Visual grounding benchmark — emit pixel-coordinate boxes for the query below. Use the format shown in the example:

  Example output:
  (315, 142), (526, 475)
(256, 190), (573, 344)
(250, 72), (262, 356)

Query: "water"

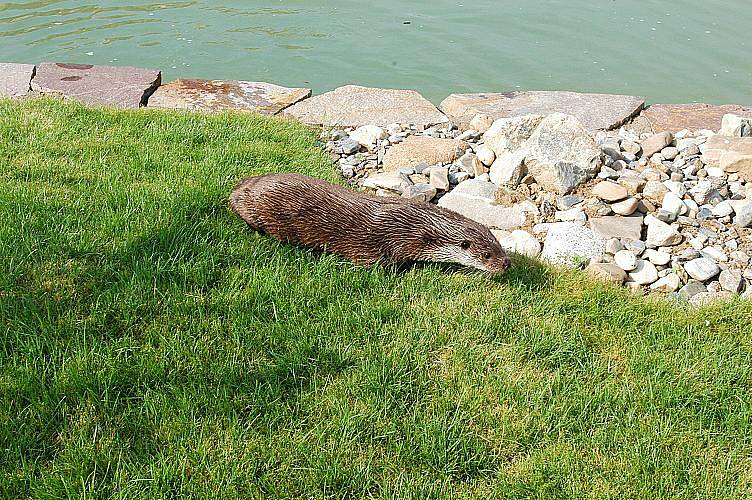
(1, 0), (751, 105)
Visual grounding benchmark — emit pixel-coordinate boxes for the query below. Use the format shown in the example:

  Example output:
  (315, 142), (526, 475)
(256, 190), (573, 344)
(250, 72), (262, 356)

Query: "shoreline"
(2, 60), (752, 304)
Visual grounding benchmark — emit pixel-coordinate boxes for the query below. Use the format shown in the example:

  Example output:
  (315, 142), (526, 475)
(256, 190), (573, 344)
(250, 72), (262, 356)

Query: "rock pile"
(323, 111), (752, 305)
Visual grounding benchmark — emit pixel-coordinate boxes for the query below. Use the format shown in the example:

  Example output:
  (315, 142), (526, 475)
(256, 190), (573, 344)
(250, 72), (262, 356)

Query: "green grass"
(1, 98), (752, 499)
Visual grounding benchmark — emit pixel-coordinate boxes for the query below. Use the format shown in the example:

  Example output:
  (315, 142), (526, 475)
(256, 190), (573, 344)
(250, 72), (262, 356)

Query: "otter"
(229, 173), (511, 274)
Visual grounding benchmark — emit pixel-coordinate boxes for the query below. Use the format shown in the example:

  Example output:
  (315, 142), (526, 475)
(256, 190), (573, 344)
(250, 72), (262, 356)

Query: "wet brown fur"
(229, 173), (511, 274)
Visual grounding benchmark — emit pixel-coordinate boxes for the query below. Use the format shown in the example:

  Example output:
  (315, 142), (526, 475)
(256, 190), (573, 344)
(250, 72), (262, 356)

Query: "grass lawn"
(1, 98), (752, 499)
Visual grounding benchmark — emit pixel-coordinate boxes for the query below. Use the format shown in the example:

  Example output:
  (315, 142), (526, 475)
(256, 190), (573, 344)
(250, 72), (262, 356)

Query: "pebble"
(344, 118), (752, 302)
(684, 258), (721, 281)
(629, 260), (659, 285)
(650, 273), (680, 293)
(611, 197), (639, 216)
(614, 250), (638, 271)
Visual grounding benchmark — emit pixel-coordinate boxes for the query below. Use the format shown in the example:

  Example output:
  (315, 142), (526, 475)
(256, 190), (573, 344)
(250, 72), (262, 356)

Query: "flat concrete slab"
(284, 85), (449, 128)
(642, 103), (752, 133)
(440, 91), (645, 131)
(0, 63), (36, 98)
(147, 79), (310, 114)
(31, 62), (161, 108)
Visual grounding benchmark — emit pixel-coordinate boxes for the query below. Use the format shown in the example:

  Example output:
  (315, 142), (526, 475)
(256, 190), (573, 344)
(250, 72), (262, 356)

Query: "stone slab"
(642, 103), (752, 134)
(147, 79), (310, 114)
(31, 62), (161, 108)
(382, 136), (467, 171)
(590, 215), (644, 241)
(439, 91), (645, 131)
(284, 85), (449, 128)
(0, 63), (36, 98)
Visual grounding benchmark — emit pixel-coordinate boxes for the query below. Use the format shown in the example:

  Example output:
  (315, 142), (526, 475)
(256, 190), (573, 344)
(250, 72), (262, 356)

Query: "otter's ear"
(460, 240), (471, 250)
(420, 228), (439, 245)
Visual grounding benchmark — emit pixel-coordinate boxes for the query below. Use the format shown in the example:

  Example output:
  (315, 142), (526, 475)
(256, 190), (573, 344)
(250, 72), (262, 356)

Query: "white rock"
(611, 197), (639, 216)
(614, 250), (638, 271)
(644, 249), (671, 266)
(349, 125), (387, 148)
(476, 145), (496, 166)
(646, 218), (682, 247)
(720, 114), (752, 137)
(489, 150), (526, 186)
(650, 273), (681, 292)
(719, 269), (744, 293)
(701, 246), (729, 263)
(629, 260), (659, 285)
(495, 229), (542, 258)
(437, 179), (526, 229)
(662, 192), (688, 217)
(482, 114), (544, 155)
(470, 113), (494, 134)
(712, 200), (735, 217)
(663, 180), (687, 197)
(540, 222), (606, 267)
(362, 172), (404, 192)
(524, 114), (604, 194)
(684, 258), (721, 281)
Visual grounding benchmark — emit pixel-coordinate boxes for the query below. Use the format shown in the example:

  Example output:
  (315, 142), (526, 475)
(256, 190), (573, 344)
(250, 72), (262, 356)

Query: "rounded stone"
(629, 260), (659, 285)
(684, 258), (721, 282)
(614, 250), (638, 271)
(592, 181), (629, 202)
(611, 197), (639, 216)
(476, 145), (496, 166)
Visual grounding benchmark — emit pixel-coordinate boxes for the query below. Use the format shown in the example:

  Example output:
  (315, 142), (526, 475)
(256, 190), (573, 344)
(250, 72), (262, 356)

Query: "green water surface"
(1, 0), (750, 104)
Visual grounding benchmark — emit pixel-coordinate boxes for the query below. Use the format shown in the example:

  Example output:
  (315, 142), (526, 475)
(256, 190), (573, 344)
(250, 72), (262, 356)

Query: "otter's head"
(417, 213), (512, 275)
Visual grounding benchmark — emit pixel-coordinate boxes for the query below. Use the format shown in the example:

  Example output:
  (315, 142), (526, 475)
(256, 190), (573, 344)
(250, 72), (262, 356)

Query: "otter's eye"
(460, 240), (471, 250)
(483, 252), (492, 260)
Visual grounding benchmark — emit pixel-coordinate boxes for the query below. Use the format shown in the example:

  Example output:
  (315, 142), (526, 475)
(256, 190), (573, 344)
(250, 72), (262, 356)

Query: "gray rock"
(339, 138), (361, 155)
(439, 90), (644, 132)
(437, 179), (526, 229)
(524, 114), (604, 194)
(0, 62), (35, 97)
(284, 85), (448, 128)
(557, 195), (584, 210)
(678, 281), (707, 300)
(540, 222), (607, 267)
(719, 269), (744, 293)
(31, 62), (161, 108)
(147, 79), (310, 114)
(402, 184), (437, 203)
(684, 258), (721, 281)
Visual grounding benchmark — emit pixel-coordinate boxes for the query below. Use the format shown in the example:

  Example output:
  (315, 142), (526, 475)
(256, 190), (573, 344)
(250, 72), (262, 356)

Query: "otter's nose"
(502, 256), (512, 270)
